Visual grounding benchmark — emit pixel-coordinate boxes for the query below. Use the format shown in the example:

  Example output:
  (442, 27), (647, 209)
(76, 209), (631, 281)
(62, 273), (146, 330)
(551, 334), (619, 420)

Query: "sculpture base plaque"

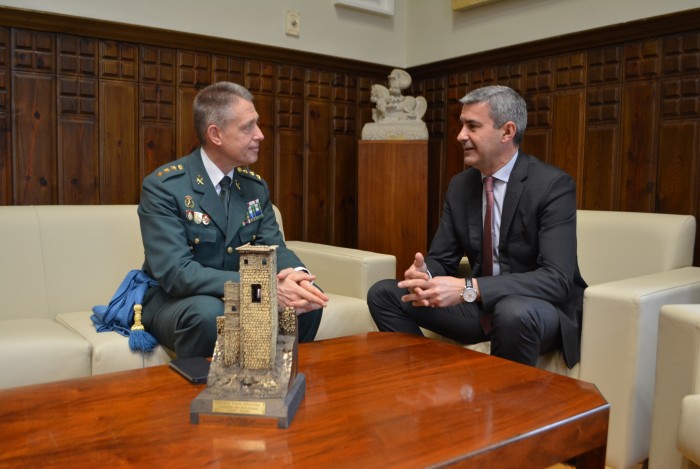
(190, 373), (306, 429)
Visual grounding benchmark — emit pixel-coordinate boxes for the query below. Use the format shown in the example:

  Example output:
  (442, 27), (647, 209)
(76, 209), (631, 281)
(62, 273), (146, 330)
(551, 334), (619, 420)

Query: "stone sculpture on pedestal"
(361, 68), (428, 140)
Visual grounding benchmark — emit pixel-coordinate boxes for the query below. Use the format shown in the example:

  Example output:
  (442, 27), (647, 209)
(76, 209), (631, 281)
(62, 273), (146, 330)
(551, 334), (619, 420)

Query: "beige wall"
(407, 0), (700, 66)
(1, 0), (698, 67)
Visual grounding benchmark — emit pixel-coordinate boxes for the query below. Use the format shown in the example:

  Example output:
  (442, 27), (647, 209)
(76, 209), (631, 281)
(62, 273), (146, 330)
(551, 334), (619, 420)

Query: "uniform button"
(252, 235), (257, 240)
(227, 247), (233, 254)
(194, 237), (200, 244)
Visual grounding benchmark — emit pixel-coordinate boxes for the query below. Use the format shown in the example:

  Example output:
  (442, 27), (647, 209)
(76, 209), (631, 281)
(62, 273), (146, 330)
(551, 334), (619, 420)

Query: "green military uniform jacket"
(138, 149), (303, 299)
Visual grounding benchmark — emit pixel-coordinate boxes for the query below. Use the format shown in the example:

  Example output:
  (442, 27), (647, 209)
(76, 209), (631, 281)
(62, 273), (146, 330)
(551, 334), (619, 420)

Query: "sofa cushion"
(0, 207), (50, 320)
(0, 318), (91, 389)
(57, 311), (172, 375)
(577, 210), (695, 286)
(36, 205), (145, 319)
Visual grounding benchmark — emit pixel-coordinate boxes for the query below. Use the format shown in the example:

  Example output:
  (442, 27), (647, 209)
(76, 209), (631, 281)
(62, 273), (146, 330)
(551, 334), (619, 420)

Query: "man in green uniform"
(138, 81), (328, 359)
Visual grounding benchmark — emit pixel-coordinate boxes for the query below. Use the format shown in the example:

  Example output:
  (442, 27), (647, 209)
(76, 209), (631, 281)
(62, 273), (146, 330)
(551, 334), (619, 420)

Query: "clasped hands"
(398, 253), (467, 308)
(277, 268), (329, 314)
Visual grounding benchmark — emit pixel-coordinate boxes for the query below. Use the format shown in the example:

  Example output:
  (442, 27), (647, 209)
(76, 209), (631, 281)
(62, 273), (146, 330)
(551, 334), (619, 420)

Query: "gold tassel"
(131, 304), (145, 331)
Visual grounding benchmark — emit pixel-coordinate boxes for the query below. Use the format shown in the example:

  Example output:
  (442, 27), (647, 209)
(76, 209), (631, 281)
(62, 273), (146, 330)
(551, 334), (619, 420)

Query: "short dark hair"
(193, 82), (254, 145)
(460, 85), (527, 145)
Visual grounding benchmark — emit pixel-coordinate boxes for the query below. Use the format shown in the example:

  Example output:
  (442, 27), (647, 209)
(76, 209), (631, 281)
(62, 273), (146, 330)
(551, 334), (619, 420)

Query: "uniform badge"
(194, 212), (203, 224)
(196, 175), (204, 186)
(184, 195), (195, 208)
(242, 199), (264, 226)
(186, 210), (194, 221)
(202, 214), (211, 225)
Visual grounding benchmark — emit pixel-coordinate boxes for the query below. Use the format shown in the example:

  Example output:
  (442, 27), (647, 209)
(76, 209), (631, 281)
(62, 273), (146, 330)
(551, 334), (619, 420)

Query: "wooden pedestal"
(358, 140), (428, 278)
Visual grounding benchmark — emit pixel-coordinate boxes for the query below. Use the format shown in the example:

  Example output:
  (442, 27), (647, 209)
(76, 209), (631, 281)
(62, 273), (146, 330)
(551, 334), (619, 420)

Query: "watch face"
(463, 287), (477, 303)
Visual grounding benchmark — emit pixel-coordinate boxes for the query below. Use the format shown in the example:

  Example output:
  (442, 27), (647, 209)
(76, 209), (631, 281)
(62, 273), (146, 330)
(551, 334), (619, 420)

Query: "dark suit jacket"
(138, 149), (303, 299)
(425, 152), (587, 368)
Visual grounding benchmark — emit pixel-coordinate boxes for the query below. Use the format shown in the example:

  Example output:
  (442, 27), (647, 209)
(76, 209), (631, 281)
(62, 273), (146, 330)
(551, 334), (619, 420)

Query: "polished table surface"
(0, 332), (608, 468)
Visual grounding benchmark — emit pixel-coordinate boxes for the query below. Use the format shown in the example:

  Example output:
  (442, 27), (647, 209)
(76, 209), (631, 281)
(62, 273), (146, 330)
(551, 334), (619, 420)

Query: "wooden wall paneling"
(58, 112), (98, 204)
(619, 81), (659, 212)
(551, 90), (585, 193)
(553, 52), (586, 90)
(331, 72), (358, 248)
(656, 121), (699, 214)
(582, 126), (621, 210)
(522, 93), (553, 164)
(13, 29), (57, 205)
(521, 129), (552, 167)
(496, 62), (524, 94)
(581, 47), (622, 210)
(422, 76), (449, 239)
(178, 50), (210, 90)
(251, 93), (276, 196)
(427, 139), (445, 240)
(176, 86), (198, 157)
(212, 55), (244, 86)
(57, 34), (98, 204)
(304, 68), (332, 244)
(245, 60), (274, 95)
(139, 46), (176, 178)
(0, 27), (11, 204)
(357, 76), (375, 134)
(470, 67), (497, 89)
(4, 5), (700, 260)
(551, 52), (586, 194)
(275, 64), (304, 239)
(331, 134), (356, 247)
(176, 49), (210, 161)
(13, 72), (55, 204)
(660, 30), (700, 264)
(246, 60), (276, 194)
(140, 121), (174, 180)
(617, 39), (661, 212)
(99, 79), (137, 203)
(0, 112), (8, 204)
(523, 58), (554, 165)
(658, 30), (700, 217)
(276, 129), (304, 240)
(525, 57), (553, 94)
(99, 40), (138, 204)
(444, 102), (464, 189)
(418, 77), (452, 239)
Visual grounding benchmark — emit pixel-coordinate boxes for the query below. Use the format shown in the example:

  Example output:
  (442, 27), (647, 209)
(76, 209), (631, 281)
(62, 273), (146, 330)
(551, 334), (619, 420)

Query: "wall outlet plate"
(286, 10), (301, 37)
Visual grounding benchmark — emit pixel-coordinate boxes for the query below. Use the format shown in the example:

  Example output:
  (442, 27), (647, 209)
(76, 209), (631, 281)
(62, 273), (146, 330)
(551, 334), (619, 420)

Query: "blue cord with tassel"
(91, 270), (159, 352)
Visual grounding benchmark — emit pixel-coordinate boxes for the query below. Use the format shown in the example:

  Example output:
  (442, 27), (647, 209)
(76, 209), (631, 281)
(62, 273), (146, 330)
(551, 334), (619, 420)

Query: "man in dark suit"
(138, 81), (328, 359)
(367, 85), (586, 367)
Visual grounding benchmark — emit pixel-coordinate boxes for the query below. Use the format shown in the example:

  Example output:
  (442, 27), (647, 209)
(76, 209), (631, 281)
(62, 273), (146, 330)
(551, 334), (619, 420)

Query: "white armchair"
(426, 210), (700, 469)
(649, 304), (700, 469)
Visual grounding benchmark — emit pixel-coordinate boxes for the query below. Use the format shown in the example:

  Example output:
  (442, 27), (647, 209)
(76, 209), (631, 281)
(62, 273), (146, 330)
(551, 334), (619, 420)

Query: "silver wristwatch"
(462, 278), (478, 303)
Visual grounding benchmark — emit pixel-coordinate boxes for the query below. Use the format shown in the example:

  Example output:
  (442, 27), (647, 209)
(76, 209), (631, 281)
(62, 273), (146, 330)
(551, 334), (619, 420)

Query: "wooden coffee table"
(0, 332), (608, 468)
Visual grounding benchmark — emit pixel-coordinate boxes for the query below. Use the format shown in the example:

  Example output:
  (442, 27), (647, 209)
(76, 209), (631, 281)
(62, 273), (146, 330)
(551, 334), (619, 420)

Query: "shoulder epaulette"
(155, 164), (186, 181)
(236, 166), (265, 184)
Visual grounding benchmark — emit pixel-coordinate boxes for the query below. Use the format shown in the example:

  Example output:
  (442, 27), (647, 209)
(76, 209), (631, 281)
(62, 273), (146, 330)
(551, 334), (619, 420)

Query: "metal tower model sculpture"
(190, 244), (305, 428)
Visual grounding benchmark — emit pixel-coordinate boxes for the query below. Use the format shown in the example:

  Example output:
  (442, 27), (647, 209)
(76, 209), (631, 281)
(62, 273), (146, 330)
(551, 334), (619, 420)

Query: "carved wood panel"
(2, 7), (699, 263)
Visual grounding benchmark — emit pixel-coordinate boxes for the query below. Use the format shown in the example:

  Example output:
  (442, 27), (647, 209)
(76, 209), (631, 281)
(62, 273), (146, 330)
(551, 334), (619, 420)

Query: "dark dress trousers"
(138, 149), (322, 358)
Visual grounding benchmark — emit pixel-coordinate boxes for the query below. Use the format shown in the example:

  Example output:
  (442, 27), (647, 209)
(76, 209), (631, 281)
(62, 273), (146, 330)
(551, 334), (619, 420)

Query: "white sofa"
(649, 304), (700, 469)
(427, 210), (700, 469)
(0, 205), (394, 389)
